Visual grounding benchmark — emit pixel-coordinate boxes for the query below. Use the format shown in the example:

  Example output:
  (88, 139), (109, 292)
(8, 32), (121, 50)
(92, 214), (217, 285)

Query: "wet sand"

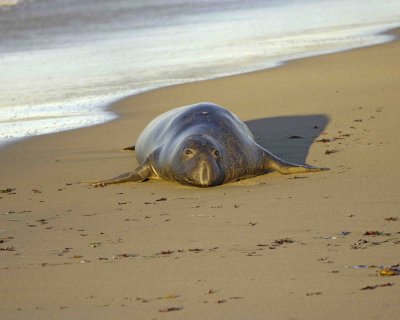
(1, 31), (400, 319)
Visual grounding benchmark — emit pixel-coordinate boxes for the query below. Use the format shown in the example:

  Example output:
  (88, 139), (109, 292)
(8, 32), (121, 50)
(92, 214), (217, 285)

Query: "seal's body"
(94, 103), (327, 187)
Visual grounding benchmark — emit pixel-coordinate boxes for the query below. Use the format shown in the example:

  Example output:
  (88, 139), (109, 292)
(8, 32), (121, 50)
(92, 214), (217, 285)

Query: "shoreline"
(1, 26), (399, 147)
(1, 30), (400, 319)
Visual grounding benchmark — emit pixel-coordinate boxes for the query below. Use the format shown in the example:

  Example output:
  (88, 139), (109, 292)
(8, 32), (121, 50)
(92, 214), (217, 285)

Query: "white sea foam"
(0, 96), (118, 146)
(0, 0), (399, 146)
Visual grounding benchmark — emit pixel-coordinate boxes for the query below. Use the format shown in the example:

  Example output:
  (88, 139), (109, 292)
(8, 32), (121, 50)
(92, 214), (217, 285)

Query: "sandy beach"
(1, 30), (400, 319)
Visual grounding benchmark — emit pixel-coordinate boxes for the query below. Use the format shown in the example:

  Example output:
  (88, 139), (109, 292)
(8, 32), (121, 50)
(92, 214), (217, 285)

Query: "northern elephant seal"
(94, 103), (328, 187)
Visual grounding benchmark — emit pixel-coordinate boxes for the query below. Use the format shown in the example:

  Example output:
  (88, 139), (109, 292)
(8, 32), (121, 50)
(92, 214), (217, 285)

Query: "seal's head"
(171, 135), (225, 187)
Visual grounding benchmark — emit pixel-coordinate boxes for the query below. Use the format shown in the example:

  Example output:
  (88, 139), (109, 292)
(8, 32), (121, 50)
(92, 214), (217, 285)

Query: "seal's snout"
(182, 152), (223, 187)
(189, 158), (220, 187)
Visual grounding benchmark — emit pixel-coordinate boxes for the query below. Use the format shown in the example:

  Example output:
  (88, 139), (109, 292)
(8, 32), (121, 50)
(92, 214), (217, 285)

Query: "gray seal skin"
(94, 102), (328, 187)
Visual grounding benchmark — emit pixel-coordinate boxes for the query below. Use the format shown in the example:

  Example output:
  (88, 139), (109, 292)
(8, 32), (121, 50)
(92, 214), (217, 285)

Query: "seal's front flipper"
(92, 163), (153, 187)
(263, 149), (329, 175)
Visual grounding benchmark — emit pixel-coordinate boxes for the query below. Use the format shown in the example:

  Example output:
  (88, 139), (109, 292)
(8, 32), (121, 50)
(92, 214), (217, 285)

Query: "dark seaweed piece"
(0, 246), (15, 251)
(325, 149), (337, 155)
(363, 231), (389, 236)
(158, 250), (174, 255)
(0, 188), (16, 194)
(113, 253), (137, 259)
(208, 289), (218, 294)
(159, 307), (182, 313)
(273, 238), (294, 245)
(188, 248), (203, 253)
(384, 217), (398, 221)
(360, 283), (394, 290)
(306, 292), (322, 296)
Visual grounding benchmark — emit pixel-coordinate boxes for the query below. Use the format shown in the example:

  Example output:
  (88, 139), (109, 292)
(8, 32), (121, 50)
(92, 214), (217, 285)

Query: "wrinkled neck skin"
(152, 131), (265, 187)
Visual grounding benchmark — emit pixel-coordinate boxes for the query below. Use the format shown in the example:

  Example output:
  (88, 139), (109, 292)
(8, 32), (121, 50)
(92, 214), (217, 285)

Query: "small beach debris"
(36, 218), (48, 225)
(19, 210), (32, 214)
(384, 217), (398, 221)
(339, 231), (351, 236)
(306, 292), (322, 296)
(31, 188), (42, 193)
(90, 242), (102, 248)
(159, 307), (182, 313)
(58, 247), (73, 256)
(379, 268), (400, 276)
(347, 264), (400, 277)
(157, 250), (174, 255)
(350, 239), (369, 249)
(0, 246), (15, 251)
(324, 149), (337, 155)
(249, 222), (257, 226)
(188, 248), (203, 253)
(217, 299), (226, 304)
(289, 176), (308, 179)
(288, 135), (303, 139)
(269, 238), (295, 249)
(0, 188), (16, 194)
(162, 294), (180, 300)
(274, 238), (294, 245)
(156, 197), (167, 202)
(113, 253), (137, 259)
(360, 283), (394, 290)
(363, 230), (391, 236)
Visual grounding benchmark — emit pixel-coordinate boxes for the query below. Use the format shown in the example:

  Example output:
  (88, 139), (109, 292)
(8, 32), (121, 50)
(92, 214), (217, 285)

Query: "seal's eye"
(185, 149), (193, 155)
(213, 150), (220, 157)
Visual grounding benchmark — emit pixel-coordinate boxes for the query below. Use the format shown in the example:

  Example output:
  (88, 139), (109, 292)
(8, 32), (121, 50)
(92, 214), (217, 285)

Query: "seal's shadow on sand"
(245, 114), (329, 164)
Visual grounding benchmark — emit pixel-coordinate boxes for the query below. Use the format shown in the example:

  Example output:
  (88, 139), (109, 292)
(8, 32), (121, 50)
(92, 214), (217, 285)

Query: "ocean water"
(1, 0), (399, 146)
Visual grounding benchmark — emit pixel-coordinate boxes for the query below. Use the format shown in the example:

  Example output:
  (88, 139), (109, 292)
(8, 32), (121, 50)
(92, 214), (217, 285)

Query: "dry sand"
(1, 31), (400, 319)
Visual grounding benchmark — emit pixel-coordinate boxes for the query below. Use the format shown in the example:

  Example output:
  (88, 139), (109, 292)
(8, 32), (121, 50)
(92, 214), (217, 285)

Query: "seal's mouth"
(183, 177), (213, 188)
